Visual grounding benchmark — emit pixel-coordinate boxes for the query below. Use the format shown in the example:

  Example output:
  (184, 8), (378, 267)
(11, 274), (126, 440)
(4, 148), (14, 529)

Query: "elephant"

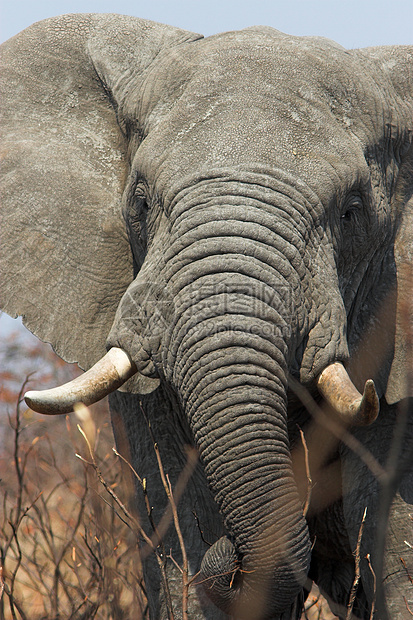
(1, 12), (412, 620)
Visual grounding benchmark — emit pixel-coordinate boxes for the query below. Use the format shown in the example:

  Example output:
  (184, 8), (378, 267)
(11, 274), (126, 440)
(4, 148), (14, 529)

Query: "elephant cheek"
(106, 271), (173, 388)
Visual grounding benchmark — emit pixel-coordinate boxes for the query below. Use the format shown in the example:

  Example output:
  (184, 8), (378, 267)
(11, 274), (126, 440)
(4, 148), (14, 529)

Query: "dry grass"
(0, 329), (146, 619)
(0, 394), (146, 619)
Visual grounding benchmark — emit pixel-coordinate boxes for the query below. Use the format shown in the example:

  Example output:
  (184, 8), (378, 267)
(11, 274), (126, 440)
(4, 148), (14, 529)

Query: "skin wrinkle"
(332, 170), (398, 331)
(251, 495), (306, 536)
(185, 366), (283, 412)
(185, 367), (286, 416)
(170, 195), (298, 234)
(198, 410), (290, 439)
(204, 451), (296, 501)
(221, 505), (306, 567)
(167, 218), (305, 261)
(146, 184), (334, 372)
(164, 274), (288, 352)
(169, 268), (297, 313)
(191, 396), (289, 438)
(166, 238), (301, 273)
(215, 480), (298, 532)
(168, 319), (281, 364)
(166, 253), (297, 288)
(185, 368), (284, 406)
(161, 249), (334, 380)
(211, 470), (293, 505)
(174, 306), (290, 349)
(178, 363), (279, 399)
(167, 320), (288, 370)
(204, 444), (292, 478)
(188, 387), (288, 426)
(202, 430), (291, 459)
(217, 499), (296, 544)
(195, 437), (304, 548)
(173, 196), (312, 246)
(202, 460), (292, 497)
(171, 288), (289, 330)
(169, 207), (307, 257)
(185, 368), (283, 426)
(173, 311), (292, 359)
(174, 338), (288, 396)
(158, 228), (341, 379)
(193, 423), (290, 467)
(217, 486), (295, 532)
(340, 231), (389, 303)
(164, 170), (321, 222)
(163, 266), (304, 346)
(189, 399), (288, 437)
(321, 51), (387, 143)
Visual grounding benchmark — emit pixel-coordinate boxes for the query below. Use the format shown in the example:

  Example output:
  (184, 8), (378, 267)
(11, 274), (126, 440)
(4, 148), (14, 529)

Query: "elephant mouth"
(24, 346), (379, 424)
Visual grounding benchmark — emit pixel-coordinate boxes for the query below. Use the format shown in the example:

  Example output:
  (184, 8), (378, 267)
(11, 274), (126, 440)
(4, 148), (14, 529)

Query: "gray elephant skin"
(1, 13), (412, 620)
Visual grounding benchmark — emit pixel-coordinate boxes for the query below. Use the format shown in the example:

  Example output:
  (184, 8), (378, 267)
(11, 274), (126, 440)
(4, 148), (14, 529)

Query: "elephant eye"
(340, 195), (363, 223)
(341, 209), (354, 222)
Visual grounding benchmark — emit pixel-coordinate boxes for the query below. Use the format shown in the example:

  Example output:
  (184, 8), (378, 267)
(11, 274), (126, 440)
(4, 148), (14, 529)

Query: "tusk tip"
(24, 390), (73, 415)
(24, 390), (40, 410)
(23, 348), (137, 415)
(357, 379), (379, 426)
(316, 362), (379, 426)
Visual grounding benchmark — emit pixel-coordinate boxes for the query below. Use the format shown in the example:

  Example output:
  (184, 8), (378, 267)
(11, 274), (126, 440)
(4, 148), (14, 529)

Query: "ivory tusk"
(24, 347), (137, 415)
(316, 362), (379, 426)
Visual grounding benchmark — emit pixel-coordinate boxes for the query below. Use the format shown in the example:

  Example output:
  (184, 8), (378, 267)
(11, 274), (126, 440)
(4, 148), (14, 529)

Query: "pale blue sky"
(0, 0), (412, 337)
(1, 0), (412, 47)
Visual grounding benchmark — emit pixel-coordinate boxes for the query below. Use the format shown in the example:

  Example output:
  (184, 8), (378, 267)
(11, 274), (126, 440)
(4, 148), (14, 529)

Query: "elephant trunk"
(173, 326), (310, 616)
(149, 187), (328, 614)
(163, 267), (311, 615)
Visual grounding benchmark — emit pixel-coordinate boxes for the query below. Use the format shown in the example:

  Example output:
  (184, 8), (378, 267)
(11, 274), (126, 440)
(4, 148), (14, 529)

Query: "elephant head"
(1, 14), (412, 618)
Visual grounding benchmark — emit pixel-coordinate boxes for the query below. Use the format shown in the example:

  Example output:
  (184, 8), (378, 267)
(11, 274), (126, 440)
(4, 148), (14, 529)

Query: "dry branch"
(346, 507), (367, 620)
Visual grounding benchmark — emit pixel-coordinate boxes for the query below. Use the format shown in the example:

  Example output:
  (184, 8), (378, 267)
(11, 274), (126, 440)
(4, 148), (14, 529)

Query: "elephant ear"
(386, 187), (413, 404)
(0, 14), (201, 370)
(374, 47), (413, 404)
(348, 46), (413, 404)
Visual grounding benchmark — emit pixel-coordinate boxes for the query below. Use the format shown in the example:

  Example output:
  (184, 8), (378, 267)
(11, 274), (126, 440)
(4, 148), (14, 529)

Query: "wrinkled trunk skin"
(108, 185), (344, 617)
(163, 194), (312, 616)
(170, 325), (310, 618)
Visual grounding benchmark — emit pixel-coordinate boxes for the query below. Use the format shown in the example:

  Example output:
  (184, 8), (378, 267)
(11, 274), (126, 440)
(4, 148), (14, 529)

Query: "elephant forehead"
(133, 33), (372, 192)
(133, 92), (366, 206)
(139, 28), (379, 136)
